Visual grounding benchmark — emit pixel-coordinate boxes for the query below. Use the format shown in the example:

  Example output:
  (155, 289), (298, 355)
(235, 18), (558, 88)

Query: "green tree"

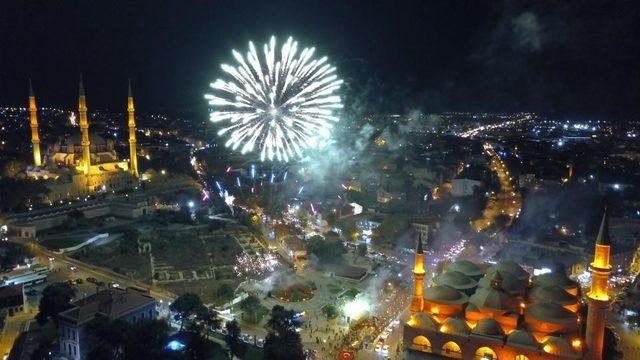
(306, 236), (346, 264)
(196, 305), (220, 339)
(36, 282), (77, 325)
(213, 282), (236, 305)
(123, 319), (172, 360)
(169, 293), (203, 331)
(224, 319), (246, 359)
(321, 305), (340, 319)
(85, 315), (129, 360)
(263, 305), (304, 360)
(239, 295), (264, 324)
(0, 178), (50, 212)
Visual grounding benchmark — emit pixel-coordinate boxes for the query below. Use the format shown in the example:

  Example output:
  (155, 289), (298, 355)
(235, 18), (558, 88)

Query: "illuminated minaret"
(28, 79), (42, 167)
(78, 75), (91, 175)
(585, 208), (612, 360)
(127, 80), (139, 177)
(410, 234), (426, 313)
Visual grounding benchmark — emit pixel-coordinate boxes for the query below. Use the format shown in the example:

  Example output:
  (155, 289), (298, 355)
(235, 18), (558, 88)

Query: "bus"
(2, 266), (50, 287)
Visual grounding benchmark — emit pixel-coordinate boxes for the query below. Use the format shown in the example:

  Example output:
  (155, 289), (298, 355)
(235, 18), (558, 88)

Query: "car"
(69, 266), (77, 272)
(382, 345), (389, 354)
(86, 277), (98, 284)
(48, 257), (55, 261)
(109, 283), (120, 288)
(75, 278), (84, 284)
(374, 343), (382, 352)
(220, 328), (228, 336)
(256, 338), (264, 348)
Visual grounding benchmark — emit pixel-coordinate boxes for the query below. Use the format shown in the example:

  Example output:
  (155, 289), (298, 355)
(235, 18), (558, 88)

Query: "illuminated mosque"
(403, 209), (612, 360)
(26, 76), (139, 201)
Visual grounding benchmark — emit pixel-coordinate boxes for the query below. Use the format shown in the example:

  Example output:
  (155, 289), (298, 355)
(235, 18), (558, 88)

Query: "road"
(472, 143), (521, 232)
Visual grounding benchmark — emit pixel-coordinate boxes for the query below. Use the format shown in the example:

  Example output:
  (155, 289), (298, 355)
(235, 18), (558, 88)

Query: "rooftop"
(59, 287), (154, 325)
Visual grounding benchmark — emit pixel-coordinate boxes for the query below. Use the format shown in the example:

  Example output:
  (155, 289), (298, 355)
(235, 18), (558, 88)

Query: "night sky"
(1, 0), (639, 120)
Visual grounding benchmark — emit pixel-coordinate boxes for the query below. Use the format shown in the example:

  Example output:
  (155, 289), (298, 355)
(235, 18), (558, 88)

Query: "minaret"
(28, 79), (42, 167)
(78, 75), (91, 175)
(585, 208), (612, 360)
(127, 80), (139, 177)
(410, 234), (426, 313)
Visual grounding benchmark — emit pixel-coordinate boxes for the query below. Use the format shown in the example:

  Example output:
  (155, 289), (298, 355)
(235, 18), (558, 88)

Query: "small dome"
(440, 317), (470, 336)
(533, 272), (579, 290)
(486, 260), (530, 281)
(506, 330), (539, 349)
(542, 336), (574, 355)
(445, 260), (484, 278)
(526, 302), (577, 324)
(472, 318), (504, 337)
(424, 285), (468, 304)
(529, 285), (578, 306)
(478, 271), (526, 295)
(408, 312), (438, 331)
(433, 271), (477, 290)
(469, 286), (518, 312)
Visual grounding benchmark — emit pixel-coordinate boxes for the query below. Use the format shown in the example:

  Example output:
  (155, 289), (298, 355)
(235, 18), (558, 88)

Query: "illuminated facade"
(26, 78), (138, 201)
(28, 79), (42, 167)
(127, 80), (139, 177)
(403, 209), (612, 360)
(585, 210), (612, 360)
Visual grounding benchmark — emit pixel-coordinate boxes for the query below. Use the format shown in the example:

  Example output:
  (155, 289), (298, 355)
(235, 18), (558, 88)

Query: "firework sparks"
(234, 252), (280, 278)
(205, 36), (343, 162)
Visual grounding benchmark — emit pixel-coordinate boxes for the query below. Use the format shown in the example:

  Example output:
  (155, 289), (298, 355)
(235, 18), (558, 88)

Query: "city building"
(58, 287), (157, 360)
(403, 210), (612, 360)
(25, 77), (139, 201)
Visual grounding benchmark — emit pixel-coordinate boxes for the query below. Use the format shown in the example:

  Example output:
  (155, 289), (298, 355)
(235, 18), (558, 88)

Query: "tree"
(123, 319), (172, 360)
(36, 282), (77, 325)
(0, 178), (50, 212)
(306, 236), (346, 264)
(183, 322), (214, 360)
(321, 305), (340, 319)
(196, 305), (220, 339)
(86, 316), (172, 360)
(85, 316), (129, 360)
(0, 242), (33, 270)
(239, 295), (264, 324)
(169, 293), (203, 331)
(224, 320), (246, 359)
(263, 305), (304, 360)
(213, 282), (236, 305)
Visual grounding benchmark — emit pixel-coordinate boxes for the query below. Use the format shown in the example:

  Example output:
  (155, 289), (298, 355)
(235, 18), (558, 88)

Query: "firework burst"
(205, 36), (343, 162)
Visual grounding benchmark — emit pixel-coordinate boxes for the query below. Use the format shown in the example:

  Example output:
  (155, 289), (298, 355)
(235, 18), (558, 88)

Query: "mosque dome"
(525, 302), (577, 324)
(506, 330), (539, 349)
(407, 312), (438, 331)
(486, 260), (530, 282)
(533, 272), (579, 291)
(478, 270), (526, 295)
(469, 272), (518, 311)
(444, 260), (484, 278)
(424, 285), (468, 305)
(542, 336), (574, 355)
(440, 317), (470, 336)
(529, 285), (578, 307)
(472, 318), (504, 337)
(433, 271), (477, 291)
